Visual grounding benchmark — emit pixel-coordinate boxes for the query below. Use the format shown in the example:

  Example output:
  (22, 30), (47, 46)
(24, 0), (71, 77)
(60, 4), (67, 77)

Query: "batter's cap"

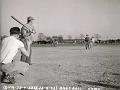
(27, 16), (35, 21)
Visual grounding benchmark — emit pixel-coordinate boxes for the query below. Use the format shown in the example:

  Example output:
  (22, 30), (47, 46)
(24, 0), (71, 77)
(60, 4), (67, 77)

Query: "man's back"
(1, 36), (24, 64)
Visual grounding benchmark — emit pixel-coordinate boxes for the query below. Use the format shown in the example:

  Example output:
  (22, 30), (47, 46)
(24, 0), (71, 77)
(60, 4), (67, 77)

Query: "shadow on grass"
(74, 80), (120, 89)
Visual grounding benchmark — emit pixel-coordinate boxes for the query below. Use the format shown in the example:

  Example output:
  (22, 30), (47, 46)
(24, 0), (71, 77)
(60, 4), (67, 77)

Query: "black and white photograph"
(0, 0), (120, 90)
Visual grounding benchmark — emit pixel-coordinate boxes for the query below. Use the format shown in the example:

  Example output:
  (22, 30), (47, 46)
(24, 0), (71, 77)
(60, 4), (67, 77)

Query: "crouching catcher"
(0, 27), (31, 84)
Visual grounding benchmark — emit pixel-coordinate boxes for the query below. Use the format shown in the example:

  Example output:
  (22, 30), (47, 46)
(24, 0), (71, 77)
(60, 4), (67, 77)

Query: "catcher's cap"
(27, 16), (35, 21)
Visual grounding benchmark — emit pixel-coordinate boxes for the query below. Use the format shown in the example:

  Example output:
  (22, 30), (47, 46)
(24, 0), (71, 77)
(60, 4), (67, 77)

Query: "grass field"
(1, 45), (120, 90)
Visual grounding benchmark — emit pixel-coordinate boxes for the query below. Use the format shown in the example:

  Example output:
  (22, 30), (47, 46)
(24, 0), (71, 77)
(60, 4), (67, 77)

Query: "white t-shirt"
(0, 36), (24, 64)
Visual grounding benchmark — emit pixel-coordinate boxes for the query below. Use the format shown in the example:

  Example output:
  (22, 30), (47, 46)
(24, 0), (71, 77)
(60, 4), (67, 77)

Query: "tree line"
(1, 33), (120, 45)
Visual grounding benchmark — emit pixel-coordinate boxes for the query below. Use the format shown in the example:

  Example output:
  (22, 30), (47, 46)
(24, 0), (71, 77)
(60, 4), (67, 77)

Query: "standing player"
(90, 36), (95, 48)
(84, 34), (91, 50)
(0, 27), (31, 84)
(20, 16), (36, 65)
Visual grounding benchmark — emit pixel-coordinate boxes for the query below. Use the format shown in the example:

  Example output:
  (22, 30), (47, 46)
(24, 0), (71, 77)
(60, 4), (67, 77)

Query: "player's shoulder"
(3, 36), (14, 41)
(13, 37), (23, 44)
(16, 39), (24, 48)
(17, 39), (24, 44)
(26, 23), (34, 28)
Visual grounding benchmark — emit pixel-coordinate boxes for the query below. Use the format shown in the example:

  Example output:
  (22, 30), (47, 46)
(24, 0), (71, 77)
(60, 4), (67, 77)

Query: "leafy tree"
(68, 35), (72, 40)
(93, 34), (101, 40)
(79, 33), (85, 39)
(38, 33), (47, 41)
(58, 35), (64, 43)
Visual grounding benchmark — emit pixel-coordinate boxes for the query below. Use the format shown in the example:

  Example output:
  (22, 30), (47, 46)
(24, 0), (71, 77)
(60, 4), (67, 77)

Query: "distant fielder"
(84, 34), (91, 50)
(90, 36), (96, 48)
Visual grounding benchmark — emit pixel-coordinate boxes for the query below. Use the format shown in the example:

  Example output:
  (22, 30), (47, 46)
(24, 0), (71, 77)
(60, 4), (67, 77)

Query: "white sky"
(1, 0), (120, 39)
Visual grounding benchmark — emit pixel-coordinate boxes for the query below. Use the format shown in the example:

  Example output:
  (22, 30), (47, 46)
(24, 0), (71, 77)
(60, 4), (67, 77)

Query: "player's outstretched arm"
(20, 47), (29, 57)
